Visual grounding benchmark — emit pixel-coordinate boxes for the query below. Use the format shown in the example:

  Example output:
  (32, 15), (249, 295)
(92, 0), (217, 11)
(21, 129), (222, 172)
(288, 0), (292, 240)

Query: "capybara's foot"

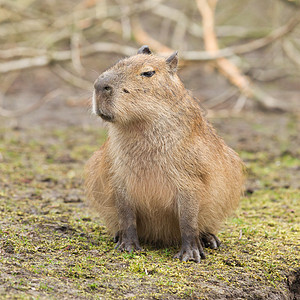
(114, 226), (141, 252)
(174, 236), (206, 263)
(200, 233), (221, 249)
(113, 231), (120, 243)
(115, 239), (141, 252)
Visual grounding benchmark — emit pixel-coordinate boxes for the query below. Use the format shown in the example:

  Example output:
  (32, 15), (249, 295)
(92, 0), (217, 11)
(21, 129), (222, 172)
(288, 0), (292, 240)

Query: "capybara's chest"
(115, 155), (176, 210)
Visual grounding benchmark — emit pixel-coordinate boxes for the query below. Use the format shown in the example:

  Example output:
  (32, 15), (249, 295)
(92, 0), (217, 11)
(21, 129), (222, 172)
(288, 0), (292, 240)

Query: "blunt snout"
(94, 76), (114, 96)
(93, 74), (115, 122)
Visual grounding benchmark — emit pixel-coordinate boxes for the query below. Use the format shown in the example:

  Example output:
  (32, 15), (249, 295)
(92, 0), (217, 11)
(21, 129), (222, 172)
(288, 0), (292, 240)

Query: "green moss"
(0, 126), (299, 299)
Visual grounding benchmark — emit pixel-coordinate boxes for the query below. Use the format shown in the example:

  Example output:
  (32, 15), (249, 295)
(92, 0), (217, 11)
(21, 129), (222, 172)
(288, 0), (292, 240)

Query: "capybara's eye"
(141, 71), (155, 77)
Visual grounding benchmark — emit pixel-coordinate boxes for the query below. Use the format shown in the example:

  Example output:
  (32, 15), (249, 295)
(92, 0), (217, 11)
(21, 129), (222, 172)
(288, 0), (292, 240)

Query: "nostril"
(103, 85), (112, 92)
(94, 77), (114, 94)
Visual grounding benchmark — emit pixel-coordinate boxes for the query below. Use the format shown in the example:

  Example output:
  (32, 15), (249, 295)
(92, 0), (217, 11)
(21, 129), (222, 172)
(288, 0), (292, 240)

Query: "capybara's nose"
(94, 79), (113, 95)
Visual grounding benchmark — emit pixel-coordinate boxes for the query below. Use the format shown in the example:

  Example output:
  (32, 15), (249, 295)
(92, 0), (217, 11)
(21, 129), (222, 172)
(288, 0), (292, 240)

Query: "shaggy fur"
(85, 48), (245, 252)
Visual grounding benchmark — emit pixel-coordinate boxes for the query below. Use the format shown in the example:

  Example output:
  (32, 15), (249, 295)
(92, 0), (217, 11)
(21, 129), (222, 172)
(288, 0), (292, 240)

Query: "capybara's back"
(85, 46), (245, 262)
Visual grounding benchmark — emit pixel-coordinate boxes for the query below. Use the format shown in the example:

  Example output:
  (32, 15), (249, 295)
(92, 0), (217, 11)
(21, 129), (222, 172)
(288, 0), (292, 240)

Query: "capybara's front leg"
(174, 194), (206, 263)
(114, 194), (141, 252)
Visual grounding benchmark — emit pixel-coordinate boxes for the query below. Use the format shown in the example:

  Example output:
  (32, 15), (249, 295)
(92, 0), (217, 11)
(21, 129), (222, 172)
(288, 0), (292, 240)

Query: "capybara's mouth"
(99, 112), (114, 122)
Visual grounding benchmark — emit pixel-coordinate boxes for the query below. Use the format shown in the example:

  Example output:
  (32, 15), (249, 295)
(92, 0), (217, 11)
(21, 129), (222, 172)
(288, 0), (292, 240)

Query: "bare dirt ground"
(0, 63), (299, 299)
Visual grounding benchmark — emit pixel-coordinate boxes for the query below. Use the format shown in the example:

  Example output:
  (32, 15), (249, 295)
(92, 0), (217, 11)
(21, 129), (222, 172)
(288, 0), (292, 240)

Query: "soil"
(0, 63), (299, 299)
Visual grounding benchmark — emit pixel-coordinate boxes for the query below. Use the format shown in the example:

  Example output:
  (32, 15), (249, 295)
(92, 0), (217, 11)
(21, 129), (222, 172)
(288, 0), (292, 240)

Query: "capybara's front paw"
(174, 237), (206, 263)
(114, 229), (141, 252)
(115, 239), (141, 252)
(200, 233), (221, 249)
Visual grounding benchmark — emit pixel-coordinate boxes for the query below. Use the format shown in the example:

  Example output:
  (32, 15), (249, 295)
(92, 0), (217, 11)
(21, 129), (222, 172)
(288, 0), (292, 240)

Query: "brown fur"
(85, 47), (245, 259)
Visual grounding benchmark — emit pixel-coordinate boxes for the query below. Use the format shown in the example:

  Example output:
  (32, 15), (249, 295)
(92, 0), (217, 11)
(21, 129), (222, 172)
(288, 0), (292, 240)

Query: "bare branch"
(203, 88), (239, 108)
(0, 47), (47, 59)
(182, 13), (300, 60)
(131, 16), (172, 53)
(153, 4), (271, 39)
(0, 43), (137, 74)
(195, 0), (284, 110)
(282, 39), (300, 68)
(116, 0), (132, 40)
(0, 72), (20, 94)
(229, 14), (300, 54)
(0, 89), (61, 118)
(52, 65), (92, 90)
(233, 94), (247, 113)
(171, 10), (188, 50)
(1, 12), (299, 74)
(51, 0), (165, 31)
(0, 56), (51, 74)
(152, 4), (203, 39)
(71, 32), (84, 74)
(0, 19), (47, 38)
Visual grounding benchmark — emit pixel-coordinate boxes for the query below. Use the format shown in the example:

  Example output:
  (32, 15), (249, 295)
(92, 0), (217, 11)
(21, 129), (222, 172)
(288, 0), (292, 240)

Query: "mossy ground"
(0, 113), (299, 299)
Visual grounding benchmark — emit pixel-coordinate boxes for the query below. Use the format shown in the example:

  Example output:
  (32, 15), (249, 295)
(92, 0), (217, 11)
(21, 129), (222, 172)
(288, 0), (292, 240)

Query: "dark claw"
(113, 231), (120, 243)
(201, 233), (221, 249)
(174, 236), (205, 263)
(115, 241), (141, 252)
(114, 228), (141, 252)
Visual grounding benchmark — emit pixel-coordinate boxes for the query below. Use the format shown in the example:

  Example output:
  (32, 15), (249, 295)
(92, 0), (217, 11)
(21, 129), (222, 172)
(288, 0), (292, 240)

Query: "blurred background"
(0, 1), (300, 298)
(0, 0), (299, 127)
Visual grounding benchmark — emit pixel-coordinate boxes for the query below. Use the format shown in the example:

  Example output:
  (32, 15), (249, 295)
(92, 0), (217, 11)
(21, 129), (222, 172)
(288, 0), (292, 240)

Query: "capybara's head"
(93, 46), (184, 124)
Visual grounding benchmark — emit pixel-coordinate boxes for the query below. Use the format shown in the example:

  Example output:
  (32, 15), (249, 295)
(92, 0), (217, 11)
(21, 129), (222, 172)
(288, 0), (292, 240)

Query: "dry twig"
(1, 14), (299, 73)
(0, 43), (137, 74)
(203, 88), (239, 108)
(52, 65), (92, 90)
(131, 16), (172, 53)
(282, 39), (300, 68)
(1, 0), (299, 116)
(0, 89), (61, 118)
(182, 13), (300, 60)
(195, 0), (284, 110)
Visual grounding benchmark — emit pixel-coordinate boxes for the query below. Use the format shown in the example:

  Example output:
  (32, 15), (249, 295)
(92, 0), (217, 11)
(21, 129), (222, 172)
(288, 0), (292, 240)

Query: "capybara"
(85, 45), (245, 262)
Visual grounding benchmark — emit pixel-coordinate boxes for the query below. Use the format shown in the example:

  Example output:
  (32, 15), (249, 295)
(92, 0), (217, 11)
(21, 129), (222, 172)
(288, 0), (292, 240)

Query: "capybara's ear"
(137, 45), (152, 55)
(166, 51), (178, 73)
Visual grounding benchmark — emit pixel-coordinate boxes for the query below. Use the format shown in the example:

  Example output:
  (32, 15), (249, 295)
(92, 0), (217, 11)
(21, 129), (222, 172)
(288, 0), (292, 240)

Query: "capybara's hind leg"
(200, 233), (221, 249)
